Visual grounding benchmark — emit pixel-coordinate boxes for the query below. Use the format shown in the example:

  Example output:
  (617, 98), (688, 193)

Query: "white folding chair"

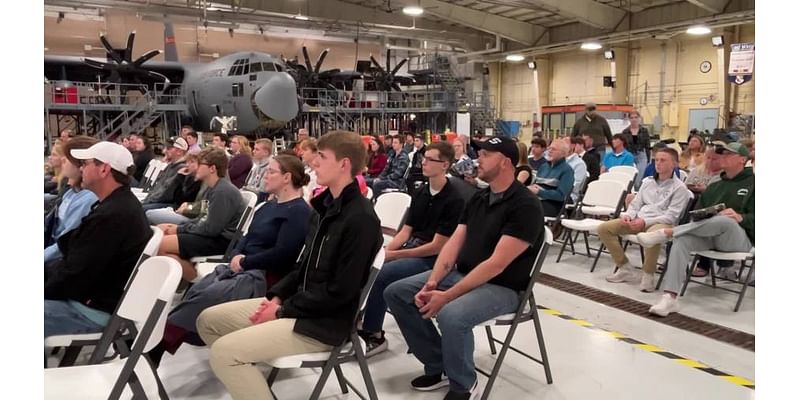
(46, 227), (164, 367)
(265, 248), (386, 400)
(365, 186), (374, 201)
(608, 165), (638, 180)
(44, 256), (182, 400)
(556, 180), (627, 263)
(681, 248), (755, 312)
(131, 160), (158, 194)
(477, 227), (554, 399)
(374, 191), (412, 241)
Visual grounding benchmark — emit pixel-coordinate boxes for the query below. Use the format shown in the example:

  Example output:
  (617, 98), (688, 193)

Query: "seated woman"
(157, 148), (245, 281)
(149, 155), (312, 365)
(44, 136), (100, 265)
(145, 152), (205, 225)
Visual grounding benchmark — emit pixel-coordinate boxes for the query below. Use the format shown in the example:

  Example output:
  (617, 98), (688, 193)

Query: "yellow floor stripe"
(538, 305), (754, 390)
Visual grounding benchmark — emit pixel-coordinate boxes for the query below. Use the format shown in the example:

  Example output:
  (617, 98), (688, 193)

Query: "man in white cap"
(45, 141), (152, 339)
(142, 137), (189, 211)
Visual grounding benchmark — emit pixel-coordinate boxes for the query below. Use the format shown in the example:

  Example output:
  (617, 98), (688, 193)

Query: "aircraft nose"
(254, 72), (299, 122)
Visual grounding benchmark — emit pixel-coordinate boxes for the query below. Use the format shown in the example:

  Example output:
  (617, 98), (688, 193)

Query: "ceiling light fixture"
(580, 41), (602, 50)
(686, 25), (711, 35)
(402, 6), (424, 16)
(505, 54), (525, 62)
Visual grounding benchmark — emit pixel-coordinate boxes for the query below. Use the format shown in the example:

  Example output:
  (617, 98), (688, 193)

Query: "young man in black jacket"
(45, 142), (152, 338)
(142, 137), (188, 211)
(197, 131), (382, 400)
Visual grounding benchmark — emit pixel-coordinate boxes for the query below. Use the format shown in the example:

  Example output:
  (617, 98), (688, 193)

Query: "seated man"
(527, 137), (547, 171)
(406, 135), (427, 189)
(359, 142), (465, 356)
(141, 137), (188, 211)
(369, 135), (410, 194)
(685, 146), (722, 194)
(601, 133), (636, 172)
(385, 136), (544, 399)
(145, 152), (205, 225)
(196, 131), (382, 400)
(157, 148), (245, 282)
(528, 138), (575, 217)
(597, 147), (691, 292)
(638, 141), (754, 316)
(242, 138), (273, 202)
(45, 142), (152, 338)
(566, 137), (588, 202)
(578, 133), (602, 184)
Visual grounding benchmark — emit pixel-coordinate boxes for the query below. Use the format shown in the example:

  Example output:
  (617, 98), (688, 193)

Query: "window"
(250, 62), (262, 73)
(232, 83), (244, 97)
(262, 62), (276, 72)
(241, 59), (250, 75)
(275, 64), (283, 72)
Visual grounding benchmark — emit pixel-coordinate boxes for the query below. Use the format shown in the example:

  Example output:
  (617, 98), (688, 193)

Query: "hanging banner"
(728, 43), (754, 85)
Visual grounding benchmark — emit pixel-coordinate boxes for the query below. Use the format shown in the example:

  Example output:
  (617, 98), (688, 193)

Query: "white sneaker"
(606, 266), (638, 283)
(637, 230), (669, 248)
(649, 294), (680, 317)
(639, 273), (656, 292)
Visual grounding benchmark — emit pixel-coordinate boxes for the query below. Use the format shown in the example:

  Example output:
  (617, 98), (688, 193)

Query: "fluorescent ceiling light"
(580, 42), (602, 50)
(686, 25), (711, 35)
(402, 6), (424, 16)
(505, 54), (525, 62)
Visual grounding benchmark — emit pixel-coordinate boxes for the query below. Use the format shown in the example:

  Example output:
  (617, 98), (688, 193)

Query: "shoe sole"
(412, 379), (450, 392)
(365, 342), (388, 358)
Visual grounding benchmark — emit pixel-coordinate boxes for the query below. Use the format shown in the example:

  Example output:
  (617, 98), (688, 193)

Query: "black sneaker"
(443, 380), (480, 400)
(364, 334), (388, 358)
(411, 373), (449, 391)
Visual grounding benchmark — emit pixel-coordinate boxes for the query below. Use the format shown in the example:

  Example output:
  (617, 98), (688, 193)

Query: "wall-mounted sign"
(728, 43), (754, 85)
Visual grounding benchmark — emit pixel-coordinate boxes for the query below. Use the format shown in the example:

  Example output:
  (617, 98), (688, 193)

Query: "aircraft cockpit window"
(262, 63), (276, 72)
(250, 62), (262, 73)
(242, 60), (250, 75)
(275, 64), (283, 72)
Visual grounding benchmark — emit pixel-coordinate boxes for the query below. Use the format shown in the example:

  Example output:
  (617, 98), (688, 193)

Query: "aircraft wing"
(44, 55), (186, 85)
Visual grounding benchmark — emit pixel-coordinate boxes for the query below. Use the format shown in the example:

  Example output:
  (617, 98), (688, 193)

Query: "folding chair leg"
(480, 321), (520, 400)
(530, 297), (553, 385)
(334, 365), (349, 394)
(734, 262), (755, 312)
(590, 243), (605, 272)
(582, 232), (591, 257)
(352, 333), (380, 400)
(58, 345), (82, 367)
(639, 245), (645, 265)
(710, 261), (717, 288)
(679, 255), (700, 296)
(308, 356), (338, 400)
(485, 326), (497, 355)
(556, 229), (572, 263)
(656, 264), (667, 290)
(267, 367), (280, 386)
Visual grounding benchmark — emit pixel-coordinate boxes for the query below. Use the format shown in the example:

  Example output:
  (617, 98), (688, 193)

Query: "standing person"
(44, 136), (100, 264)
(528, 137), (548, 172)
(601, 134), (636, 172)
(515, 141), (533, 186)
(621, 110), (651, 186)
(228, 135), (254, 188)
(384, 135), (544, 399)
(571, 102), (613, 157)
(196, 131), (381, 400)
(679, 134), (706, 173)
(45, 142), (152, 338)
(131, 136), (155, 184)
(157, 148), (245, 282)
(366, 136), (388, 178)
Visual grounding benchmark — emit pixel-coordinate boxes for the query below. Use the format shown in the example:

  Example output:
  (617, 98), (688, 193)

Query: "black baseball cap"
(473, 136), (519, 165)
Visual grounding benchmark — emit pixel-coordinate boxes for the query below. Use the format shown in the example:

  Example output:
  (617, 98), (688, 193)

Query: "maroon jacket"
(367, 153), (388, 177)
(228, 153), (253, 188)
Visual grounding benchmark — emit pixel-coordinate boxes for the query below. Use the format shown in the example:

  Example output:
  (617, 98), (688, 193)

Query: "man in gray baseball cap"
(142, 137), (190, 210)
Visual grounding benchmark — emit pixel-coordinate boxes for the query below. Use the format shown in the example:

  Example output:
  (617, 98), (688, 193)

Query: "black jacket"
(582, 147), (602, 184)
(266, 181), (382, 346)
(621, 126), (651, 157)
(143, 159), (186, 205)
(45, 186), (152, 314)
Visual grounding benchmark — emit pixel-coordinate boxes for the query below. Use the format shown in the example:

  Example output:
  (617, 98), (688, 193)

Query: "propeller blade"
(386, 48), (392, 71)
(99, 34), (123, 64)
(125, 31), (136, 62)
(370, 55), (385, 73)
(145, 70), (171, 90)
(134, 49), (162, 67)
(314, 49), (329, 73)
(302, 47), (313, 72)
(84, 58), (116, 71)
(391, 58), (408, 76)
(392, 83), (402, 92)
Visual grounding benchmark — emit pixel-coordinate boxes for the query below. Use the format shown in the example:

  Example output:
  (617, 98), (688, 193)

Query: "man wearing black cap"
(385, 135), (545, 399)
(572, 102), (613, 157)
(142, 137), (189, 211)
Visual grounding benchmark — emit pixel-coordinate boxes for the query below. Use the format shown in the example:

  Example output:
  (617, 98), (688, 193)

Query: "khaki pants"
(197, 298), (332, 400)
(596, 219), (672, 274)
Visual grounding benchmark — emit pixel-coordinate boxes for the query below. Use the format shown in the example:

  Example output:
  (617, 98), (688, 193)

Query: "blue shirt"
(44, 188), (98, 264)
(602, 149), (636, 170)
(534, 158), (575, 203)
(528, 156), (547, 171)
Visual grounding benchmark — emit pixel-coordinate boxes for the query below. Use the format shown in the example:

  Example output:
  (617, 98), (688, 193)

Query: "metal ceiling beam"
(418, 0), (545, 45)
(686, 0), (729, 13)
(525, 0), (627, 30)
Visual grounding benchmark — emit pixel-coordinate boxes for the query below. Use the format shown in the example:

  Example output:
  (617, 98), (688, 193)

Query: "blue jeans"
(44, 300), (105, 338)
(633, 150), (648, 189)
(372, 179), (403, 195)
(146, 208), (191, 225)
(362, 257), (436, 334)
(384, 270), (520, 393)
(142, 202), (174, 212)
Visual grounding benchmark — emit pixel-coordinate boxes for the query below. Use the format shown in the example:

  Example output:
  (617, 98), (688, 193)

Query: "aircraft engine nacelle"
(252, 72), (299, 128)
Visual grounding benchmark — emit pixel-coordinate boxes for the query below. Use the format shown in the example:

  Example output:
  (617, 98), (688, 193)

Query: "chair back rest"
(609, 165), (638, 178)
(220, 191), (259, 260)
(528, 226), (553, 278)
(357, 248), (386, 313)
(366, 187), (374, 201)
(677, 189), (697, 225)
(123, 226), (164, 291)
(141, 159), (158, 184)
(374, 192), (412, 232)
(580, 180), (627, 209)
(115, 256), (182, 352)
(599, 171), (633, 186)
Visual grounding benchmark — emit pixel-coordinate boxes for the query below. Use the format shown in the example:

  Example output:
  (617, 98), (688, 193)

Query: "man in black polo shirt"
(359, 142), (465, 357)
(45, 142), (152, 338)
(385, 136), (544, 400)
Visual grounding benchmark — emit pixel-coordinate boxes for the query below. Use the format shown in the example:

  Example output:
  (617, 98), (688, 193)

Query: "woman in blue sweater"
(150, 154), (312, 364)
(44, 136), (99, 264)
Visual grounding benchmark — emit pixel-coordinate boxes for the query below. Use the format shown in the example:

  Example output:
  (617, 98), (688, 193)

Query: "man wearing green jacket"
(636, 141), (754, 317)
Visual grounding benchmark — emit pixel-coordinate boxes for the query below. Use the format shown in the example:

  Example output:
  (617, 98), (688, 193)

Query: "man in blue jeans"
(384, 136), (545, 400)
(360, 141), (465, 357)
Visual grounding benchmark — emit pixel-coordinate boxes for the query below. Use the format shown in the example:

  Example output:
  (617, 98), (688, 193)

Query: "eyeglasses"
(422, 156), (445, 164)
(714, 146), (732, 155)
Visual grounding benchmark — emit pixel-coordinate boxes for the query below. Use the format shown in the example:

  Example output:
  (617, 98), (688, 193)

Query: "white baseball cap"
(71, 141), (134, 174)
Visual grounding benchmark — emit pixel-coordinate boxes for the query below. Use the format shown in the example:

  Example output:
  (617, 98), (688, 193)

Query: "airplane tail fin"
(164, 21), (178, 62)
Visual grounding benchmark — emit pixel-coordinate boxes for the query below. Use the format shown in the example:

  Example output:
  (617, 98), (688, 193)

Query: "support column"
(610, 47), (629, 105)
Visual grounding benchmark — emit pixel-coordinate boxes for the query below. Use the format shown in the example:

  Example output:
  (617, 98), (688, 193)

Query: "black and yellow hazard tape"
(536, 305), (755, 390)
